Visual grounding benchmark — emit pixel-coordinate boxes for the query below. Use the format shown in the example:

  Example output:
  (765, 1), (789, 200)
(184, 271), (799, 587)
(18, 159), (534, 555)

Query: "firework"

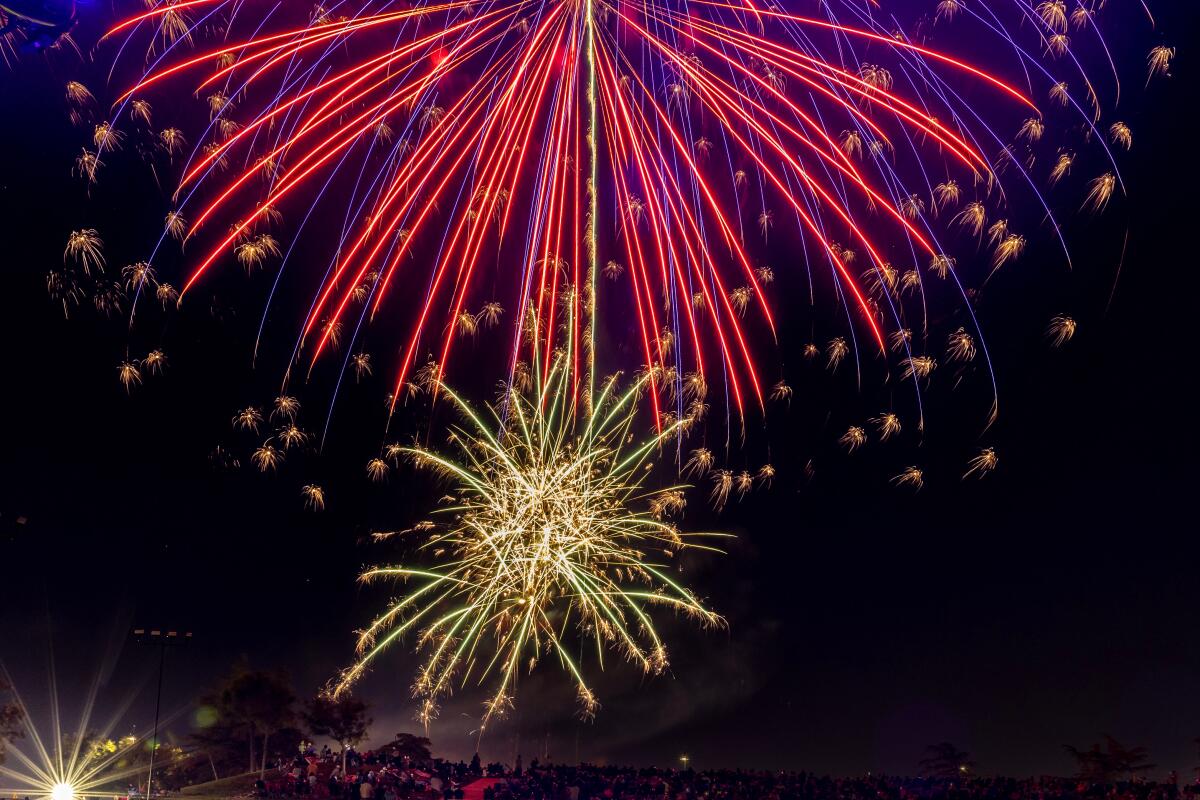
(839, 425), (867, 453)
(252, 443), (284, 471)
(756, 464), (775, 487)
(271, 395), (300, 422)
(352, 352), (373, 381)
(143, 349), (168, 375)
(891, 466), (924, 490)
(1109, 122), (1133, 150)
(121, 262), (157, 293)
(331, 363), (725, 725)
(902, 356), (937, 381)
(278, 424), (309, 450)
(889, 329), (913, 354)
(946, 328), (977, 362)
(964, 447), (998, 479)
(869, 413), (902, 442)
(302, 483), (326, 510)
(366, 457), (390, 482)
(45, 271), (83, 319)
(1147, 45), (1174, 83)
(117, 360), (142, 392)
(684, 447), (714, 477)
(232, 406), (263, 432)
(1046, 315), (1077, 347)
(98, 0), (1146, 424)
(63, 230), (104, 276)
(826, 338), (849, 372)
(155, 283), (179, 307)
(65, 81), (94, 105)
(1083, 173), (1118, 213)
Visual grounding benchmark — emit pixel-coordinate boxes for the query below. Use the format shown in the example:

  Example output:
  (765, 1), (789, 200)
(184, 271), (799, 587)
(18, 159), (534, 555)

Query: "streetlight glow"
(50, 781), (75, 800)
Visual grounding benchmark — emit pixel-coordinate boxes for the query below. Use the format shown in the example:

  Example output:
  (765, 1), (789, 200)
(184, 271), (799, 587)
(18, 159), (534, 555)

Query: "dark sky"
(2, 0), (1199, 781)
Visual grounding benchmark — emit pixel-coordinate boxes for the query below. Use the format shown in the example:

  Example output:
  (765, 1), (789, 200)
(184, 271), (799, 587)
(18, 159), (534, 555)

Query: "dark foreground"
(255, 751), (1196, 800)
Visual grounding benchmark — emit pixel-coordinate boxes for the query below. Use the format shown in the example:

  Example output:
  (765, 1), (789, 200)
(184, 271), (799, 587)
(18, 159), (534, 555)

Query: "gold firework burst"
(1046, 315), (1077, 347)
(826, 337), (848, 372)
(302, 484), (326, 511)
(143, 350), (167, 375)
(331, 365), (726, 728)
(1147, 45), (1174, 83)
(964, 447), (998, 479)
(366, 457), (390, 482)
(839, 425), (867, 453)
(946, 328), (977, 362)
(869, 413), (902, 442)
(902, 356), (936, 380)
(1082, 172), (1117, 213)
(891, 466), (924, 490)
(117, 361), (141, 393)
(64, 230), (105, 276)
(272, 395), (300, 422)
(1109, 122), (1132, 150)
(232, 406), (263, 433)
(252, 444), (284, 472)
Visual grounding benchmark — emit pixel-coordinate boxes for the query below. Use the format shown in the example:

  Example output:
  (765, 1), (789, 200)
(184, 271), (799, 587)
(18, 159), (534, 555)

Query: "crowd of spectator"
(257, 742), (469, 800)
(483, 765), (1197, 800)
(254, 750), (1198, 800)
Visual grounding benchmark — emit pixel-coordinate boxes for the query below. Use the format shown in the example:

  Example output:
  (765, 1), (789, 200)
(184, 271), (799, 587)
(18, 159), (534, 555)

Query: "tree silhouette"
(1063, 735), (1155, 781)
(380, 733), (432, 767)
(303, 694), (371, 773)
(918, 743), (976, 778)
(0, 676), (23, 766)
(195, 667), (297, 779)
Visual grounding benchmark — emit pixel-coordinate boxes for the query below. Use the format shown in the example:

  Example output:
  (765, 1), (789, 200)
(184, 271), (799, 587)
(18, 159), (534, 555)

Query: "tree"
(1064, 735), (1155, 781)
(190, 708), (252, 780)
(380, 733), (432, 767)
(0, 676), (24, 765)
(194, 667), (297, 779)
(303, 694), (371, 773)
(918, 742), (976, 778)
(226, 670), (297, 779)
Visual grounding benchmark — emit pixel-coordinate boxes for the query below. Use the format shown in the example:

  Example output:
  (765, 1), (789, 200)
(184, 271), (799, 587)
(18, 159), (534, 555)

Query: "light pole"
(133, 628), (192, 798)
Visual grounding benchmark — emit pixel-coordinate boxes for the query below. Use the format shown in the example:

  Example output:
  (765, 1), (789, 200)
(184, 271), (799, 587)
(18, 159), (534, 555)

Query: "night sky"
(2, 0), (1199, 780)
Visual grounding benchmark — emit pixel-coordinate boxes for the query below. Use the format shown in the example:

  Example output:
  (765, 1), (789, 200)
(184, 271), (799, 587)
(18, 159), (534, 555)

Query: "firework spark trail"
(103, 0), (1142, 432)
(330, 361), (727, 726)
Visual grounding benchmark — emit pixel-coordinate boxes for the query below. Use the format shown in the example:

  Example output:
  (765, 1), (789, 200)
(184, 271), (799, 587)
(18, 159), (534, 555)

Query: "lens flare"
(0, 666), (160, 800)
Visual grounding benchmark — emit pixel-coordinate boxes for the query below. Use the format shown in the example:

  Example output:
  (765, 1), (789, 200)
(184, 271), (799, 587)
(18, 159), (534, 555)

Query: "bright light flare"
(0, 665), (160, 800)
